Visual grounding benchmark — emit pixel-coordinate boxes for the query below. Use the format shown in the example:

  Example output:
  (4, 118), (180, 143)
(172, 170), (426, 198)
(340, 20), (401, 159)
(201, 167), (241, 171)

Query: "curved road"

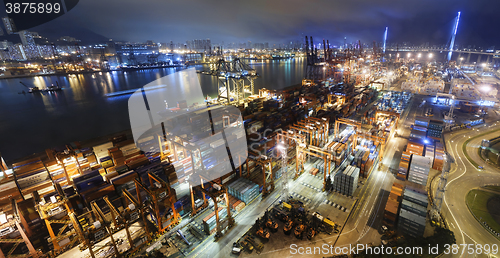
(438, 121), (500, 258)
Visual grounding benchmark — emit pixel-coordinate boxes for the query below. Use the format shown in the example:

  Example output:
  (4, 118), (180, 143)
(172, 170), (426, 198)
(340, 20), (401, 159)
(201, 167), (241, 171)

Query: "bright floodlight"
(428, 53), (433, 58)
(418, 53), (422, 58)
(482, 63), (487, 67)
(407, 53), (411, 57)
(480, 85), (491, 93)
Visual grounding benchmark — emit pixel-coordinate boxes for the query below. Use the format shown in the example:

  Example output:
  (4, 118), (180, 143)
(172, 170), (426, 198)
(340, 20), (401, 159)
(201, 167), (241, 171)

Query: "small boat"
(44, 84), (62, 92)
(28, 87), (41, 93)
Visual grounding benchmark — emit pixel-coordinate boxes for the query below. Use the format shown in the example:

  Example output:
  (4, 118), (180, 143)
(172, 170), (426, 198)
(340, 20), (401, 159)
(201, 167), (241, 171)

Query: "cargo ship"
(120, 62), (184, 71)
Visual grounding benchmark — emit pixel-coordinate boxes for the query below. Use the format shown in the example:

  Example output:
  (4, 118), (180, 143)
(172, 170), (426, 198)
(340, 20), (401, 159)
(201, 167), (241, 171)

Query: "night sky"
(4, 0), (500, 47)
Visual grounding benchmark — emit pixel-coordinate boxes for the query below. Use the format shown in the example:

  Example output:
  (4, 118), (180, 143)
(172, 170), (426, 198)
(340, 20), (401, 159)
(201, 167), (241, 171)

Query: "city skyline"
(0, 0), (499, 48)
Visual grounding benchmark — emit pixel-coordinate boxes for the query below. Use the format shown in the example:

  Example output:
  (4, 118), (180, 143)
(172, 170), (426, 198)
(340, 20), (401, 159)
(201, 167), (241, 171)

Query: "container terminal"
(0, 32), (498, 258)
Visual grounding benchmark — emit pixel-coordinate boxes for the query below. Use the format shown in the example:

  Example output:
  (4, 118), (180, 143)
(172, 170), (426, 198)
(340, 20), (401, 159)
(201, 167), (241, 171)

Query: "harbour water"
(0, 58), (306, 161)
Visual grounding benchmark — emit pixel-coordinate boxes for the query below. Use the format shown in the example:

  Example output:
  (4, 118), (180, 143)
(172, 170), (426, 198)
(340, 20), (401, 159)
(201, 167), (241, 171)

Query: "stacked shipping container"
(433, 142), (445, 171)
(397, 152), (411, 181)
(333, 165), (359, 196)
(407, 155), (431, 186)
(398, 187), (428, 238)
(227, 178), (259, 204)
(383, 182), (404, 227)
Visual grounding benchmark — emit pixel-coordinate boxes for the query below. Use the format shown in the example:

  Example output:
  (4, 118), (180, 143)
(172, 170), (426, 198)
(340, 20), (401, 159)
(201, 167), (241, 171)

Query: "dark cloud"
(26, 0), (500, 47)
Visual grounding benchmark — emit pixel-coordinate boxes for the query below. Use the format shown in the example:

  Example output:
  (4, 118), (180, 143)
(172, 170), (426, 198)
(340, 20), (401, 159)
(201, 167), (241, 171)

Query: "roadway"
(436, 120), (500, 258)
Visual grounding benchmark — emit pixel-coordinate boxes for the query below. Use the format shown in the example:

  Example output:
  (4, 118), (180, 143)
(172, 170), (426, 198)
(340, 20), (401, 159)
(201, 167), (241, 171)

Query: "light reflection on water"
(0, 58), (305, 161)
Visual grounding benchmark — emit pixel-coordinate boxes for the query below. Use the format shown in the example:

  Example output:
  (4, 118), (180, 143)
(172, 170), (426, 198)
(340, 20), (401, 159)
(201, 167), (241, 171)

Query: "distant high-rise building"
(2, 17), (16, 34)
(15, 43), (27, 60)
(0, 40), (8, 50)
(107, 40), (117, 55)
(58, 36), (79, 42)
(19, 31), (35, 46)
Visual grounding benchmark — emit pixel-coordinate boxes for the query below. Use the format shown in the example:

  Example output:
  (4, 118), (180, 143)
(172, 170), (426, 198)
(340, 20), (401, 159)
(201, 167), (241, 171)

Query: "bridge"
(385, 47), (500, 57)
(384, 12), (500, 62)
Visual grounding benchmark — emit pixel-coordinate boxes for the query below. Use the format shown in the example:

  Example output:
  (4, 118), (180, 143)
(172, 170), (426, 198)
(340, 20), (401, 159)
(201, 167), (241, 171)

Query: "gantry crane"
(290, 124), (317, 147)
(255, 155), (274, 196)
(70, 186), (150, 258)
(192, 176), (234, 240)
(89, 201), (120, 257)
(190, 182), (208, 217)
(304, 145), (334, 190)
(334, 118), (362, 140)
(296, 120), (325, 146)
(0, 199), (40, 258)
(34, 184), (78, 255)
(304, 36), (323, 81)
(69, 209), (113, 258)
(202, 57), (258, 105)
(103, 196), (135, 254)
(134, 173), (180, 234)
(122, 187), (152, 246)
(353, 133), (386, 161)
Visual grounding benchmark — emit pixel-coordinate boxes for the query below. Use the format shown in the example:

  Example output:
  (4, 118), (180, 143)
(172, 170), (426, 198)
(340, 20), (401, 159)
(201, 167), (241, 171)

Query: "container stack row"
(401, 74), (445, 95)
(427, 120), (444, 140)
(93, 142), (115, 169)
(433, 143), (445, 171)
(13, 158), (52, 199)
(407, 155), (431, 186)
(228, 194), (246, 213)
(451, 78), (479, 100)
(333, 165), (359, 196)
(227, 177), (259, 204)
(383, 182), (404, 228)
(398, 187), (429, 238)
(173, 157), (192, 184)
(312, 158), (334, 175)
(397, 152), (411, 181)
(202, 206), (227, 235)
(376, 91), (412, 114)
(136, 135), (161, 162)
(424, 144), (435, 167)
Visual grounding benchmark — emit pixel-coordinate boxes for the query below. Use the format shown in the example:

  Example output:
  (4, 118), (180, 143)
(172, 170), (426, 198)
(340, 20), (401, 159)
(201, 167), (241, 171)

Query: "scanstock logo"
(128, 68), (248, 186)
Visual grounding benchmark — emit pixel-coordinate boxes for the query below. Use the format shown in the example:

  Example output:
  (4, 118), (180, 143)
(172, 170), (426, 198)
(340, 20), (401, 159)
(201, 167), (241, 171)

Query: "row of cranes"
(28, 169), (180, 258)
(304, 35), (385, 82)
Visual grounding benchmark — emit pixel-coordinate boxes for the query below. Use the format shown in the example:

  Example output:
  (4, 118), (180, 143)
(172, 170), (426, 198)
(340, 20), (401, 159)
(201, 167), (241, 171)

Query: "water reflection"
(0, 58), (305, 161)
